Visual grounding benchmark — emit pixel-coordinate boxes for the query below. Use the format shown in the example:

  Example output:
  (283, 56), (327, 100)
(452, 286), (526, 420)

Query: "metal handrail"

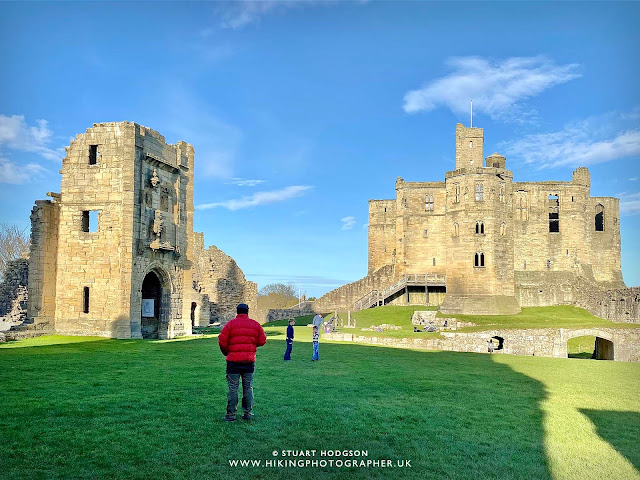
(353, 273), (446, 311)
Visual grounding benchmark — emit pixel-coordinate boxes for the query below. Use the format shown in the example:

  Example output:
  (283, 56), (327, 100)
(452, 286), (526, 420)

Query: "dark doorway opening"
(141, 271), (162, 339)
(191, 302), (197, 328)
(491, 336), (504, 350)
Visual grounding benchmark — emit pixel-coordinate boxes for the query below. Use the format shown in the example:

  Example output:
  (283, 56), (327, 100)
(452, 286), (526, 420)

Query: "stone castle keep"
(26, 122), (256, 339)
(316, 124), (637, 321)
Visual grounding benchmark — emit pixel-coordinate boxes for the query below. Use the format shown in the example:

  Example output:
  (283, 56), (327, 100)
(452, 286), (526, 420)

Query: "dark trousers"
(226, 373), (254, 416)
(284, 339), (293, 360)
(226, 361), (255, 417)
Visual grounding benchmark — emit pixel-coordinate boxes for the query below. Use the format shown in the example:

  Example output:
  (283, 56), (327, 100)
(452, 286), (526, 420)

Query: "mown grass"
(438, 305), (639, 332)
(1, 334), (639, 479)
(322, 306), (440, 339)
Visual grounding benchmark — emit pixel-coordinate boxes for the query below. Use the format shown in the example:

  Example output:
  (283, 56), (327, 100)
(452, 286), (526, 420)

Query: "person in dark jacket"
(283, 318), (295, 361)
(218, 303), (267, 421)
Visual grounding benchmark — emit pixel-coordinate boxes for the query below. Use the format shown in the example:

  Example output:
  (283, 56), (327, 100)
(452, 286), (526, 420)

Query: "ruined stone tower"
(29, 122), (195, 339)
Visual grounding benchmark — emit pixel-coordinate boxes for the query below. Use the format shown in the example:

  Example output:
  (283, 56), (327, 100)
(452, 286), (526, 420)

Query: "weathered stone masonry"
(19, 122), (256, 339)
(317, 123), (638, 321)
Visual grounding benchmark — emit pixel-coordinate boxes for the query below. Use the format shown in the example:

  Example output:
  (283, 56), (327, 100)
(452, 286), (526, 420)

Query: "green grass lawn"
(437, 305), (639, 332)
(1, 334), (639, 480)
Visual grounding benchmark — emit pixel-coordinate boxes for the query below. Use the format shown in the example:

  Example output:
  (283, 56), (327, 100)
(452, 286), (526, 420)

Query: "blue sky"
(1, 1), (639, 297)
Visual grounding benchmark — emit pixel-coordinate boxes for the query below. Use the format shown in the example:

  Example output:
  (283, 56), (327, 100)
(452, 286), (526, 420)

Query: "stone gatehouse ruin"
(21, 122), (256, 339)
(316, 123), (639, 322)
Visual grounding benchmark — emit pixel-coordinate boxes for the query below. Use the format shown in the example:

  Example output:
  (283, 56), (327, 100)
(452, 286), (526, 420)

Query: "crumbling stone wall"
(192, 232), (257, 326)
(0, 258), (29, 329)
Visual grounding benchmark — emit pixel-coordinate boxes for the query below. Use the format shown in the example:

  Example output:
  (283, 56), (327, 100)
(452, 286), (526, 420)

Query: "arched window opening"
(500, 222), (506, 236)
(425, 194), (434, 212)
(474, 252), (485, 268)
(453, 222), (459, 237)
(475, 182), (484, 201)
(475, 221), (485, 235)
(595, 204), (605, 232)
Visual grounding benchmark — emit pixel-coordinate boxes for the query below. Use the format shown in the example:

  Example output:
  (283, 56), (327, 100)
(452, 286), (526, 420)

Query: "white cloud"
(0, 156), (47, 184)
(226, 178), (266, 187)
(217, 0), (323, 29)
(0, 114), (61, 161)
(196, 185), (313, 210)
(617, 192), (640, 216)
(500, 110), (640, 169)
(629, 177), (638, 181)
(161, 87), (242, 179)
(341, 216), (356, 230)
(403, 56), (580, 122)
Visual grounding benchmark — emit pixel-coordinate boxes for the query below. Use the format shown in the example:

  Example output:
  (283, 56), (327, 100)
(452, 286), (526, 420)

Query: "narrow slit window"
(549, 194), (559, 233)
(89, 145), (98, 165)
(453, 222), (459, 237)
(423, 229), (428, 238)
(83, 287), (90, 314)
(433, 258), (436, 266)
(595, 204), (605, 231)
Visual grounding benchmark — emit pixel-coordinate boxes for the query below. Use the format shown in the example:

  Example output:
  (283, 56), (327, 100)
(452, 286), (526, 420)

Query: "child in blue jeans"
(312, 325), (319, 361)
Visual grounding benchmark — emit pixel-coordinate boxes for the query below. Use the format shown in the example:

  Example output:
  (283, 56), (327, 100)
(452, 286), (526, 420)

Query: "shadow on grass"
(0, 335), (551, 479)
(580, 409), (640, 472)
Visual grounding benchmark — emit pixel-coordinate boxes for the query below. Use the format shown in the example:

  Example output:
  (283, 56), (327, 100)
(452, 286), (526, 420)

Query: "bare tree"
(257, 283), (299, 310)
(0, 223), (30, 281)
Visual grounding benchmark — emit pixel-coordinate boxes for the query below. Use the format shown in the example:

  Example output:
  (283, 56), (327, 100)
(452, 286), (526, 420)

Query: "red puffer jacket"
(218, 314), (267, 363)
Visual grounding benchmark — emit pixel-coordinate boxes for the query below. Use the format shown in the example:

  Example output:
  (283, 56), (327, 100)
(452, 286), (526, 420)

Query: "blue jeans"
(284, 339), (293, 360)
(312, 342), (319, 360)
(226, 373), (254, 417)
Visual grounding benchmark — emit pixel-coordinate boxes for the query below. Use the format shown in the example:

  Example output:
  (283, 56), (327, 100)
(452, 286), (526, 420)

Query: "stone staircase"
(353, 273), (446, 311)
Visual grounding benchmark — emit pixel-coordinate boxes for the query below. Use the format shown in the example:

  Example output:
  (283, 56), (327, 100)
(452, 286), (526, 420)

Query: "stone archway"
(565, 330), (615, 360)
(141, 271), (163, 339)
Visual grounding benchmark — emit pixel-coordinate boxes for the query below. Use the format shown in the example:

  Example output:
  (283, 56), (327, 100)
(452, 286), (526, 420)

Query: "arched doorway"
(567, 334), (614, 360)
(141, 271), (162, 339)
(491, 336), (504, 350)
(191, 302), (197, 329)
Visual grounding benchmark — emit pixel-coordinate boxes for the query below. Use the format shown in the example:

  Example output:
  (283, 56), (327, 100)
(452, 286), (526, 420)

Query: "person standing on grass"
(312, 313), (325, 336)
(311, 325), (320, 361)
(218, 303), (267, 422)
(284, 318), (295, 361)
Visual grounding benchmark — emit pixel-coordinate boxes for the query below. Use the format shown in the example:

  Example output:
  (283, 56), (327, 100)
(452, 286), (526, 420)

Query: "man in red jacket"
(218, 303), (267, 421)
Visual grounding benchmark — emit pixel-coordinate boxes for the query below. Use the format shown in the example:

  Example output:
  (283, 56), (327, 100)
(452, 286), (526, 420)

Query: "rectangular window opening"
(89, 145), (98, 165)
(549, 194), (559, 233)
(82, 210), (99, 232)
(83, 287), (90, 314)
(433, 258), (436, 266)
(424, 229), (428, 238)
